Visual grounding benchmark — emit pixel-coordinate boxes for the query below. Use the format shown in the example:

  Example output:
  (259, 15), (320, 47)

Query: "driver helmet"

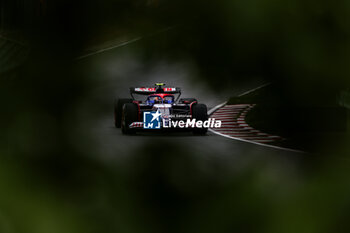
(154, 96), (161, 104)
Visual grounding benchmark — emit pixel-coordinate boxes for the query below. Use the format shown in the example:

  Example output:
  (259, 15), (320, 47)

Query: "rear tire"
(121, 103), (138, 135)
(114, 98), (133, 128)
(192, 104), (208, 135)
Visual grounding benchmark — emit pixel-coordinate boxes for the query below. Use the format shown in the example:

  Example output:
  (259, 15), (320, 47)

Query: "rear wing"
(130, 87), (181, 96)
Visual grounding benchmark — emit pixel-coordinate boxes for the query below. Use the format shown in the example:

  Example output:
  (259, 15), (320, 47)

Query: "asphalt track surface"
(74, 34), (304, 172)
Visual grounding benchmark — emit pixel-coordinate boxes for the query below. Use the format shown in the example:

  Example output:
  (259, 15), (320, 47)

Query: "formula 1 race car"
(114, 83), (209, 135)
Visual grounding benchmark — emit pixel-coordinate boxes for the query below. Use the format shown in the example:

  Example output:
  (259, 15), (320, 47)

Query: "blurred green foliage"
(1, 0), (350, 232)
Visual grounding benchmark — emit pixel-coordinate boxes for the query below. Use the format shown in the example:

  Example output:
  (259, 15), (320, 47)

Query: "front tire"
(114, 98), (133, 128)
(192, 104), (208, 135)
(121, 103), (138, 135)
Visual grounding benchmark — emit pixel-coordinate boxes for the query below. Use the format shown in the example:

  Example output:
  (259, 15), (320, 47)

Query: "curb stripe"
(207, 88), (305, 154)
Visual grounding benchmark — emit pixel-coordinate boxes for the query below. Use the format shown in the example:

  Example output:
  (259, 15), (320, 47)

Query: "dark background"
(1, 1), (350, 232)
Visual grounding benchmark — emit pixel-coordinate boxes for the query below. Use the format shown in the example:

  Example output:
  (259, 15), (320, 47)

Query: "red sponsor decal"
(135, 87), (156, 92)
(164, 87), (176, 92)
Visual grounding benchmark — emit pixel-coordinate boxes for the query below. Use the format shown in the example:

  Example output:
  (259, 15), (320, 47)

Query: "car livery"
(114, 83), (209, 135)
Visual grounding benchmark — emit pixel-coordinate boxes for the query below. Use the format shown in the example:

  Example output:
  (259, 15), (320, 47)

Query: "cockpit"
(146, 95), (174, 105)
